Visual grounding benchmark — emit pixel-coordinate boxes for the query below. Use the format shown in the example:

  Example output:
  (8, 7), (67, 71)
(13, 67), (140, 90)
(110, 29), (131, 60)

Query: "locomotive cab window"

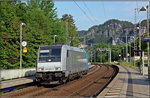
(51, 48), (61, 57)
(39, 53), (49, 57)
(39, 48), (61, 63)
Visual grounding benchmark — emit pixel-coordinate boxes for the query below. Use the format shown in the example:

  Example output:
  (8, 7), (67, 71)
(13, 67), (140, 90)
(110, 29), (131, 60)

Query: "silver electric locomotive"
(35, 45), (88, 84)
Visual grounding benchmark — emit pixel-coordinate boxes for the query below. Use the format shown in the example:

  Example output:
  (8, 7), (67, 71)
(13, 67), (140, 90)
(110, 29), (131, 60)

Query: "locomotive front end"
(35, 45), (65, 84)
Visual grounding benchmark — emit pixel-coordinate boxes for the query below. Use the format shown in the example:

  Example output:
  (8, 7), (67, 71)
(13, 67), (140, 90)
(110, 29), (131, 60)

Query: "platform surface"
(0, 76), (35, 89)
(98, 65), (150, 97)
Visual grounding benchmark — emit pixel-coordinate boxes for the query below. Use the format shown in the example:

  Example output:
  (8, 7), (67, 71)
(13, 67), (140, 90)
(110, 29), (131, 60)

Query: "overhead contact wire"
(102, 0), (107, 20)
(83, 0), (98, 23)
(73, 0), (95, 24)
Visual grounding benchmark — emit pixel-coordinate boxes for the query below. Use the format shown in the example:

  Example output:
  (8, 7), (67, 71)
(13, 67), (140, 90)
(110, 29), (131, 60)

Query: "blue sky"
(54, 1), (149, 31)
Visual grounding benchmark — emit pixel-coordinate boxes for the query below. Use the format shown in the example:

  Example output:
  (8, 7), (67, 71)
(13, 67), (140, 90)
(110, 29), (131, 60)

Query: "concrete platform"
(98, 65), (150, 97)
(0, 76), (35, 90)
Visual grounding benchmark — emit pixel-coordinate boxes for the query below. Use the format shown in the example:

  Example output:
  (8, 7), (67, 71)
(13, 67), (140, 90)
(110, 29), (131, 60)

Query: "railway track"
(1, 64), (118, 97)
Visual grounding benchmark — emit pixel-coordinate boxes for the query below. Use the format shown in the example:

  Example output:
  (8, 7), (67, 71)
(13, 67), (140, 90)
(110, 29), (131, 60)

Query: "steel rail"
(66, 65), (116, 97)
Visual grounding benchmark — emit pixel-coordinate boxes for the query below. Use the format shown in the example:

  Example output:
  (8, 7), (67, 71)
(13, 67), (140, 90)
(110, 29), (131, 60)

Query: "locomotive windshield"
(39, 47), (61, 63)
(51, 48), (61, 56)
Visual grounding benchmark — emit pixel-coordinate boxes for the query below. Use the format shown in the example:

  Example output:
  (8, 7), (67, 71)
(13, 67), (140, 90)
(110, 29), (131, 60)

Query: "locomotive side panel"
(61, 46), (67, 72)
(66, 50), (86, 75)
(66, 50), (72, 76)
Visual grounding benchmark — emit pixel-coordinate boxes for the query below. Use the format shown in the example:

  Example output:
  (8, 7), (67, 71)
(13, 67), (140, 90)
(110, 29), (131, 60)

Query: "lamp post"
(54, 35), (57, 44)
(140, 5), (150, 80)
(20, 23), (26, 69)
(134, 8), (138, 66)
(137, 22), (142, 67)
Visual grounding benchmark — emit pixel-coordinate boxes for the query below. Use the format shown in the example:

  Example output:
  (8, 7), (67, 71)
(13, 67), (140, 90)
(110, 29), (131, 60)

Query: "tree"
(0, 1), (70, 69)
(61, 14), (79, 46)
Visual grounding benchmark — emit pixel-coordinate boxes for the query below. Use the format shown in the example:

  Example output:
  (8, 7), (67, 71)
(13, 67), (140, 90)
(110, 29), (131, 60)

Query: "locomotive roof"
(40, 45), (62, 50)
(39, 45), (86, 53)
(63, 45), (85, 53)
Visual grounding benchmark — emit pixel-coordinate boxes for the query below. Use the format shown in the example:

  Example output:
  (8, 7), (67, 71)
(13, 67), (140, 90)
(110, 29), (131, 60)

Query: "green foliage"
(91, 42), (109, 63)
(119, 61), (136, 68)
(90, 42), (125, 63)
(136, 59), (141, 67)
(94, 42), (108, 48)
(13, 88), (18, 91)
(61, 14), (80, 46)
(1, 77), (5, 81)
(0, 1), (79, 69)
(0, 92), (3, 95)
(91, 62), (100, 65)
(103, 62), (116, 66)
(111, 44), (125, 61)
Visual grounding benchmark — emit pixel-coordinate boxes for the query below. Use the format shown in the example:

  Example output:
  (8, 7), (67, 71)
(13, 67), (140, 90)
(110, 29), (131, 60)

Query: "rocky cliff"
(78, 19), (147, 46)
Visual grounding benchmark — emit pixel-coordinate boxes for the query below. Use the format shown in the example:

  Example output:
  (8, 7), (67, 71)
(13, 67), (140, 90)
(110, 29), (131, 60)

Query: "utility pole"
(139, 21), (142, 66)
(110, 48), (111, 63)
(66, 21), (68, 45)
(146, 5), (150, 80)
(20, 23), (26, 70)
(140, 4), (150, 80)
(101, 51), (102, 63)
(84, 36), (86, 45)
(129, 43), (131, 64)
(54, 35), (57, 44)
(123, 48), (124, 61)
(139, 22), (141, 53)
(134, 8), (137, 66)
(96, 51), (97, 62)
(94, 50), (96, 62)
(90, 51), (92, 63)
(126, 35), (128, 62)
(147, 1), (150, 81)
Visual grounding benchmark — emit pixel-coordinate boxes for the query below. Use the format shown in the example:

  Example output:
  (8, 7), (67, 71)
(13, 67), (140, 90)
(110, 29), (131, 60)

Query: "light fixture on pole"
(140, 5), (150, 80)
(54, 35), (57, 44)
(20, 23), (26, 69)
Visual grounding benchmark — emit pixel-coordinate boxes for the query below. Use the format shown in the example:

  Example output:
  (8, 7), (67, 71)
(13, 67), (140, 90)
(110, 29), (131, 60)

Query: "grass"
(91, 62), (116, 66)
(13, 88), (18, 91)
(0, 92), (3, 95)
(1, 77), (5, 81)
(119, 61), (138, 68)
(91, 62), (101, 65)
(103, 62), (116, 66)
(91, 61), (138, 68)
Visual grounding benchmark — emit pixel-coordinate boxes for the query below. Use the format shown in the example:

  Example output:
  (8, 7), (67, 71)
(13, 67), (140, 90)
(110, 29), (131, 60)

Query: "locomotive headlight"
(38, 67), (44, 71)
(55, 67), (61, 71)
(38, 68), (42, 71)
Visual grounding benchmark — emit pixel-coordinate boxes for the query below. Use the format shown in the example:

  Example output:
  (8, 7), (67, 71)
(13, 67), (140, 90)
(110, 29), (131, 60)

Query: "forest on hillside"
(0, 1), (79, 70)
